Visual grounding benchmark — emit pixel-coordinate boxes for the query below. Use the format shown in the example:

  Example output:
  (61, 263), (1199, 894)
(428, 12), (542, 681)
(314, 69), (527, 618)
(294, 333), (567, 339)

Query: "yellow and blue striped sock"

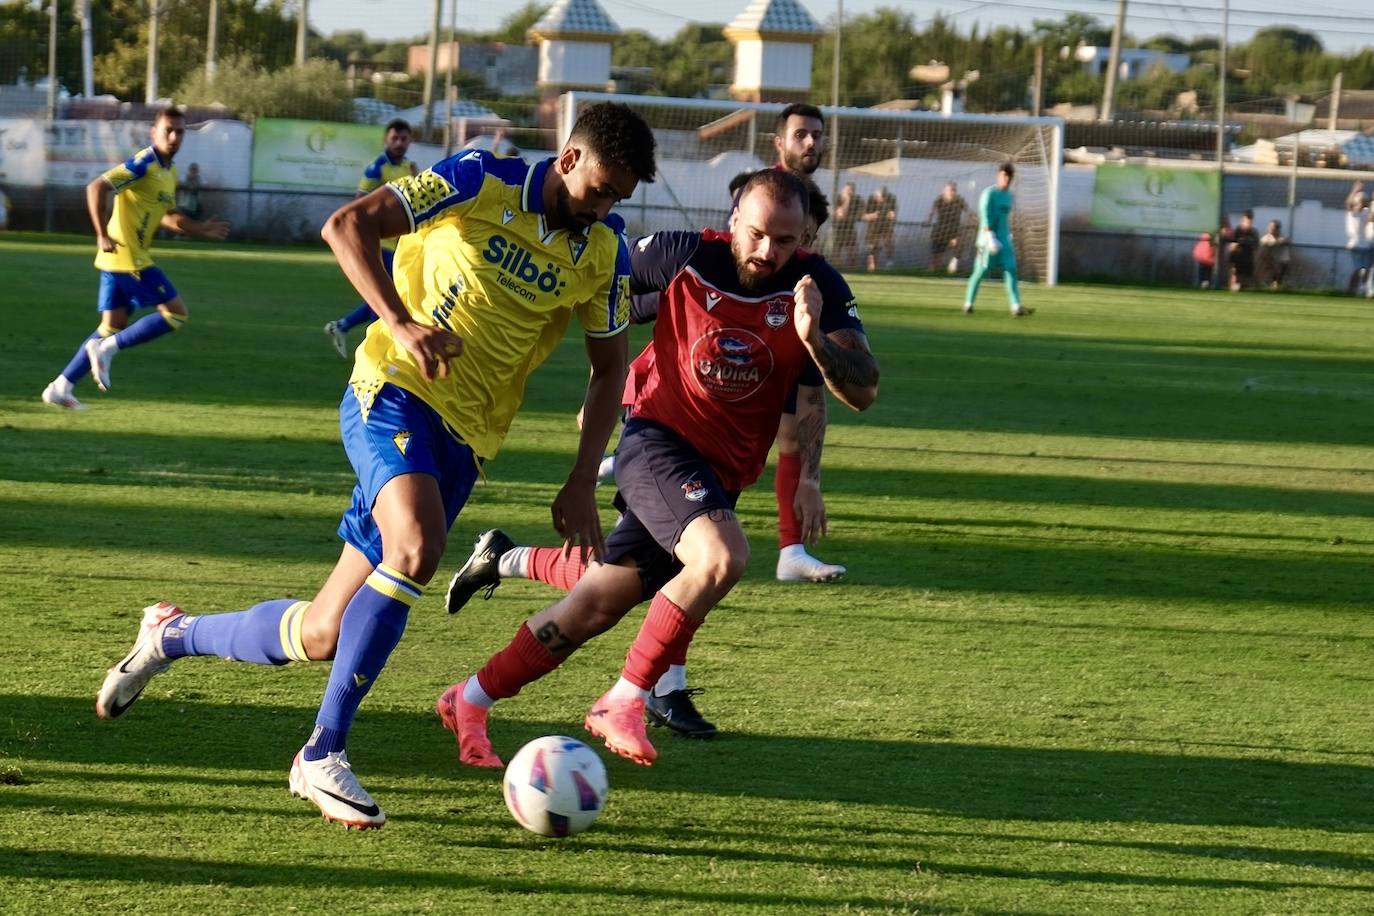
(166, 598), (309, 665)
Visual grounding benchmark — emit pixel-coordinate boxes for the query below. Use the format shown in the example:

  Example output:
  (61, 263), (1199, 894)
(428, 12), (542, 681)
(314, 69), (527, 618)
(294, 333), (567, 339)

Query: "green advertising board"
(251, 118), (382, 190)
(1091, 164), (1221, 234)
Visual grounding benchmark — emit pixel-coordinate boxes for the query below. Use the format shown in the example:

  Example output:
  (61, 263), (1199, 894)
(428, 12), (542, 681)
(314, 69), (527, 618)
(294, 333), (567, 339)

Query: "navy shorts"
(337, 383), (479, 566)
(605, 418), (740, 598)
(97, 267), (178, 313)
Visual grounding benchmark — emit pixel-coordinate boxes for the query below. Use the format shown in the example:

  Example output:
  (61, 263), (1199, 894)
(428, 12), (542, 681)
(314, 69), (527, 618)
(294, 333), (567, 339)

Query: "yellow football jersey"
(358, 152), (417, 194)
(351, 151), (631, 461)
(94, 146), (178, 273)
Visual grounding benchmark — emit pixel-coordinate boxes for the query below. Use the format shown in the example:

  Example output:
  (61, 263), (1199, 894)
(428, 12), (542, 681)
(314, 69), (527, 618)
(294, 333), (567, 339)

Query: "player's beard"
(731, 235), (778, 291)
(783, 148), (820, 176)
(553, 185), (596, 232)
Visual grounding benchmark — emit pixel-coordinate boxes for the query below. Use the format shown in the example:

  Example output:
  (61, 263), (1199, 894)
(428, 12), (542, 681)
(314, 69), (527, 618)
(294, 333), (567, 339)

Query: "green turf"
(1, 232), (1372, 914)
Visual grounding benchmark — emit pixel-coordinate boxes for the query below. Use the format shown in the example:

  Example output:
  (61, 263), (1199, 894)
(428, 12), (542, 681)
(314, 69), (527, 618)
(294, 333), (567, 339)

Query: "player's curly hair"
(569, 103), (657, 183)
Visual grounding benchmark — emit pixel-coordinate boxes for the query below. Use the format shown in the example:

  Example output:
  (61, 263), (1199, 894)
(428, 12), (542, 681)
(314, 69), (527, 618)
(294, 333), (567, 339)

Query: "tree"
(176, 55), (350, 121)
(490, 3), (548, 44)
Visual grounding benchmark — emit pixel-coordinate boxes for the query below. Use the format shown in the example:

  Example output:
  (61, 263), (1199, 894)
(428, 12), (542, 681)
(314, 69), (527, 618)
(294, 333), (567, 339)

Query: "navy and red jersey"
(627, 228), (863, 491)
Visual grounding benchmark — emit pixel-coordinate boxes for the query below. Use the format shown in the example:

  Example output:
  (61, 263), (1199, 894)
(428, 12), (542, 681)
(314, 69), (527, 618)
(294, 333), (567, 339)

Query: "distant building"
(723, 0), (824, 104)
(1072, 46), (1191, 81)
(405, 41), (537, 97)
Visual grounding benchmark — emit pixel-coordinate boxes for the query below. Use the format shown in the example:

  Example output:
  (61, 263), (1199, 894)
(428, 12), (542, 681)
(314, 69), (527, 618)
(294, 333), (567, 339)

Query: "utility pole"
(1031, 44), (1044, 117)
(827, 0), (843, 253)
(443, 0), (458, 156)
(1214, 0), (1229, 290)
(76, 0), (94, 98)
(1101, 0), (1127, 121)
(1329, 71), (1342, 130)
(295, 0), (308, 67)
(422, 0), (443, 143)
(146, 0), (160, 103)
(207, 0), (220, 81)
(46, 0), (58, 119)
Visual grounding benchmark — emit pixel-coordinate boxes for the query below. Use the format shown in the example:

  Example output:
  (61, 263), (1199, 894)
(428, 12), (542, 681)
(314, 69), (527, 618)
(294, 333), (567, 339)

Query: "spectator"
(177, 163), (203, 221)
(1213, 214), (1233, 292)
(1191, 231), (1216, 289)
(863, 185), (897, 272)
(1228, 210), (1258, 291)
(0, 185), (10, 230)
(927, 181), (969, 274)
(1258, 219), (1290, 290)
(1347, 183), (1373, 298)
(829, 182), (860, 268)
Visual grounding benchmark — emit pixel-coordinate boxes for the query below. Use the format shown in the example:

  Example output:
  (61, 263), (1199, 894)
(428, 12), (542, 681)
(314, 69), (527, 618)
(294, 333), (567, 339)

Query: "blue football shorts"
(96, 267), (179, 313)
(337, 383), (479, 566)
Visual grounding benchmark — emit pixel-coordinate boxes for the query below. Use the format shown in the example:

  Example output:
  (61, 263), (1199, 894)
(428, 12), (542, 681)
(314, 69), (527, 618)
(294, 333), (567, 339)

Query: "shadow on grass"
(3, 695), (1370, 835)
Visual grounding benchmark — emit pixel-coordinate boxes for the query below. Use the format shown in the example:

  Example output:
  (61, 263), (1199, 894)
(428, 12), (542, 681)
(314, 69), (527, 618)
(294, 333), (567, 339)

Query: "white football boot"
(41, 381), (86, 411)
(96, 602), (184, 719)
(776, 545), (847, 582)
(289, 749), (386, 829)
(323, 321), (349, 359)
(84, 338), (117, 392)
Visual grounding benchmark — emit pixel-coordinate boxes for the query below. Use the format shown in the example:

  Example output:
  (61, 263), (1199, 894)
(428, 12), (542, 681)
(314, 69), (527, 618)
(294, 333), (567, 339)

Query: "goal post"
(560, 91), (1063, 285)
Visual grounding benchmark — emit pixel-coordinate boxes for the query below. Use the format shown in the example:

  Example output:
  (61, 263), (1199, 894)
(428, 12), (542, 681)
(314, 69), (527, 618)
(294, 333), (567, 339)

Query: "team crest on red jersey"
(765, 297), (790, 329)
(681, 479), (708, 502)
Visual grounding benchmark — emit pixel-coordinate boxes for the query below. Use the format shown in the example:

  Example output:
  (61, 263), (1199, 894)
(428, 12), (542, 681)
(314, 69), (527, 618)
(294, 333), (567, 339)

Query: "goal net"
(559, 92), (1063, 284)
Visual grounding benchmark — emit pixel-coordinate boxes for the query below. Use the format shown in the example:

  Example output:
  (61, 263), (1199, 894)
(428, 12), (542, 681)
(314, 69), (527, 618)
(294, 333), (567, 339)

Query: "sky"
(312, 0), (1374, 54)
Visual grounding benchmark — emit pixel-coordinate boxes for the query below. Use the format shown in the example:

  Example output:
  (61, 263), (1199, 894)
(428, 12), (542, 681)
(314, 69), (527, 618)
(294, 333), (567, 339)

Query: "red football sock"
(775, 451), (802, 549)
(622, 593), (701, 690)
(527, 547), (588, 592)
(475, 623), (563, 700)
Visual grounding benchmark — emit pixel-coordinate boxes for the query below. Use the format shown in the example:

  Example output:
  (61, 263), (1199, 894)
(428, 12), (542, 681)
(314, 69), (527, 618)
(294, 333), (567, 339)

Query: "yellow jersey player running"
(41, 106), (230, 410)
(94, 102), (657, 830)
(323, 118), (419, 358)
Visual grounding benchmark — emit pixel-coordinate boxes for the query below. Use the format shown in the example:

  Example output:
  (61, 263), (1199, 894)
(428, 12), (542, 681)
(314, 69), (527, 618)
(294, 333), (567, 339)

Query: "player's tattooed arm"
(812, 327), (879, 411)
(792, 276), (879, 412)
(793, 384), (829, 545)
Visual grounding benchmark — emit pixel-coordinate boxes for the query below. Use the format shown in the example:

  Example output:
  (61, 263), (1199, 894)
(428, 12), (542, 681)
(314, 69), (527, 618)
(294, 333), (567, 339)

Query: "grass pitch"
(1, 232), (1372, 914)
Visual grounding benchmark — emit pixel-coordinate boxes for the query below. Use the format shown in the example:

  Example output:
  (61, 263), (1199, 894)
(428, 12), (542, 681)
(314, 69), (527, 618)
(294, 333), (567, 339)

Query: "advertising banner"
(251, 118), (382, 190)
(1091, 164), (1221, 234)
(0, 119), (45, 186)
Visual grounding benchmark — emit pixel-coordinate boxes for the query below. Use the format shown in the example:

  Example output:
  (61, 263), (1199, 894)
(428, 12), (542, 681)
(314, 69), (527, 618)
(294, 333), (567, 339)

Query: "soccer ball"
(503, 735), (608, 837)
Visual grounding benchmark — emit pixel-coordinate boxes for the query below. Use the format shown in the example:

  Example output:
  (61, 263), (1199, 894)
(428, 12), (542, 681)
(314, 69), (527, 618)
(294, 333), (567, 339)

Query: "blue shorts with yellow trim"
(97, 267), (179, 312)
(337, 382), (479, 566)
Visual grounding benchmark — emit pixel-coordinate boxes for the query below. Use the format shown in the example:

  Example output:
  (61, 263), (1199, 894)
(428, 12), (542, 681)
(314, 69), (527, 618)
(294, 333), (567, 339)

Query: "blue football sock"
(304, 565), (421, 760)
(113, 311), (181, 350)
(335, 303), (376, 333)
(59, 329), (108, 384)
(164, 598), (310, 664)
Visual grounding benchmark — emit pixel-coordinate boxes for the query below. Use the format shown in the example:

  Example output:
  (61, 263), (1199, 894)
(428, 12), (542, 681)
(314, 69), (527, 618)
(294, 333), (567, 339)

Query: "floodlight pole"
(45, 0), (58, 231)
(1101, 0), (1127, 121)
(76, 0), (94, 98)
(827, 0), (842, 245)
(207, 0), (220, 82)
(146, 0), (160, 103)
(295, 0), (308, 67)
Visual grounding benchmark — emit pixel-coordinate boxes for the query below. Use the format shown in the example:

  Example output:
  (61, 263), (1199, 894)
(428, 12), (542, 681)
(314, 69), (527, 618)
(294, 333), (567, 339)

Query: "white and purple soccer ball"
(503, 736), (608, 837)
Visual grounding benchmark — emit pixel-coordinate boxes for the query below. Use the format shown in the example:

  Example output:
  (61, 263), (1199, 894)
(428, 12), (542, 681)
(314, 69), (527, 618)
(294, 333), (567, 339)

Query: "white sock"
(51, 375), (73, 395)
(607, 676), (648, 702)
(779, 544), (809, 562)
(462, 675), (496, 709)
(498, 546), (530, 579)
(654, 664), (687, 696)
(97, 335), (119, 354)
